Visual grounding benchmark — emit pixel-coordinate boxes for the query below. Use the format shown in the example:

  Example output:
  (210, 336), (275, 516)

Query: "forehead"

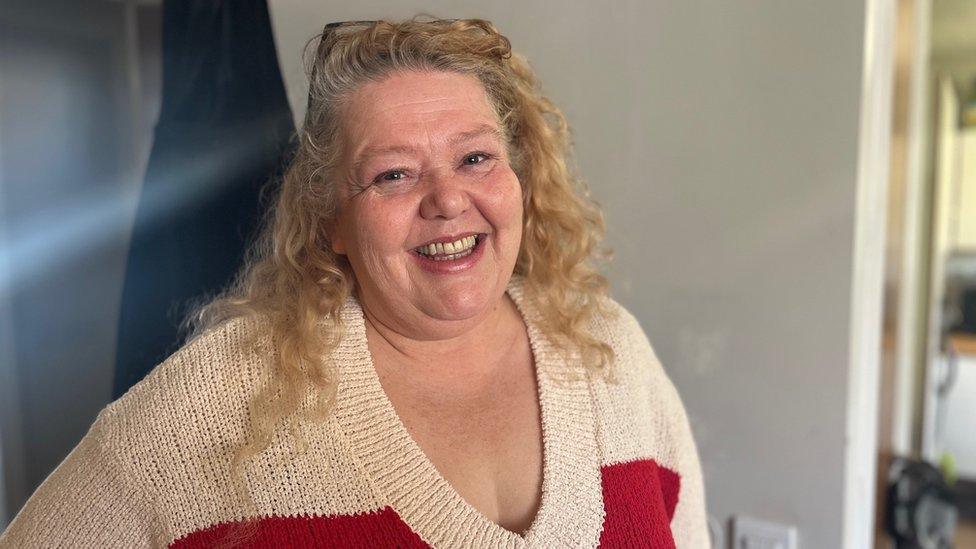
(342, 70), (502, 152)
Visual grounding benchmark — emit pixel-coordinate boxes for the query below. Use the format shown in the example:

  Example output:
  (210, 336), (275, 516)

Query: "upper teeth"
(417, 235), (478, 256)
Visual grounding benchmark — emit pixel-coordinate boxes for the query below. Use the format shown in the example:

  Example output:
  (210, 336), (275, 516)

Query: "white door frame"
(843, 0), (897, 547)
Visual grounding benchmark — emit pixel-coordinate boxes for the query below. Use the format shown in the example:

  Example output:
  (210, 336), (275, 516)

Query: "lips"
(411, 232), (488, 274)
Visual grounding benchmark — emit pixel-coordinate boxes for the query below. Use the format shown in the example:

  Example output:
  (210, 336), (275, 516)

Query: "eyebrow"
(448, 124), (506, 147)
(351, 124), (506, 171)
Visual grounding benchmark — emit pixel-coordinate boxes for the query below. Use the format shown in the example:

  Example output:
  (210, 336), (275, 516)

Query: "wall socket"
(731, 516), (798, 549)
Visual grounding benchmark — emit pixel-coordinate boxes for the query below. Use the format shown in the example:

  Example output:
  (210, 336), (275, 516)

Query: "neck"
(361, 293), (523, 381)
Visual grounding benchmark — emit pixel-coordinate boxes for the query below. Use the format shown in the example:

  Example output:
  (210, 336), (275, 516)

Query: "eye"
(462, 152), (492, 166)
(374, 169), (406, 184)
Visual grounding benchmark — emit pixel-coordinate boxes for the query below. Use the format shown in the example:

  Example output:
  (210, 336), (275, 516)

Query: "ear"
(325, 219), (346, 255)
(330, 231), (347, 256)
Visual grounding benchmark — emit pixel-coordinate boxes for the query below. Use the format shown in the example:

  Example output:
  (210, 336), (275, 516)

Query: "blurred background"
(1, 0), (975, 547)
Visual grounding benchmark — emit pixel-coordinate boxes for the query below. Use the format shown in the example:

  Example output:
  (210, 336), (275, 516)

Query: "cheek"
(353, 198), (416, 252)
(482, 171), (524, 231)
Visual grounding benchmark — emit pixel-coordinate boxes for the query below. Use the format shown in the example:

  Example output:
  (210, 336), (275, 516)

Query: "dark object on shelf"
(957, 478), (976, 522)
(113, 0), (295, 398)
(884, 458), (958, 549)
(954, 287), (976, 333)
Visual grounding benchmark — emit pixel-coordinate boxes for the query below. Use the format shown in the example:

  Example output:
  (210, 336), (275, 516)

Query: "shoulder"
(0, 316), (277, 547)
(90, 315), (274, 499)
(82, 314), (385, 545)
(585, 294), (695, 444)
(585, 294), (666, 381)
(100, 315), (271, 433)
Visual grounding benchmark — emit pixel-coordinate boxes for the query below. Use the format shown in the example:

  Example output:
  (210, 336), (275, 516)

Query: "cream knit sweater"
(0, 276), (709, 548)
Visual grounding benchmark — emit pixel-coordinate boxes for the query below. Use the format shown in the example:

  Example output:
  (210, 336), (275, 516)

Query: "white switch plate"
(731, 516), (798, 549)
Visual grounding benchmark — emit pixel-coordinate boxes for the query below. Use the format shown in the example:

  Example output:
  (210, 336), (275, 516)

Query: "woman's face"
(330, 69), (523, 337)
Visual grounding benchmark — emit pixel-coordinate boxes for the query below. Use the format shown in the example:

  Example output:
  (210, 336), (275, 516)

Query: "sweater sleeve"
(0, 413), (158, 548)
(662, 373), (710, 548)
(615, 304), (710, 548)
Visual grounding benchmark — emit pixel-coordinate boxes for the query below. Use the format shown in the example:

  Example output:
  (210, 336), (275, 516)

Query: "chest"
(373, 338), (544, 534)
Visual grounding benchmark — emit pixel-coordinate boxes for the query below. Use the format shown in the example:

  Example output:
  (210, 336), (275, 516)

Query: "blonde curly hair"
(186, 18), (614, 538)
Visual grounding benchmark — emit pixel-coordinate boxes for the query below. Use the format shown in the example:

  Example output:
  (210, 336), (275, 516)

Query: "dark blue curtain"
(113, 0), (295, 398)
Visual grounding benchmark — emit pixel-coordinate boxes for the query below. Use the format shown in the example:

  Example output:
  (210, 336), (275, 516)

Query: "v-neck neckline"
(330, 275), (606, 548)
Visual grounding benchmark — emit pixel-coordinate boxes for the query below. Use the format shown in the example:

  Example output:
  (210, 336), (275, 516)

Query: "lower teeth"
(423, 247), (474, 261)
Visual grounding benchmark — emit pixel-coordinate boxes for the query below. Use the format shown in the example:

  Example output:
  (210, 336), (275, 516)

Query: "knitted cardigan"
(0, 276), (709, 548)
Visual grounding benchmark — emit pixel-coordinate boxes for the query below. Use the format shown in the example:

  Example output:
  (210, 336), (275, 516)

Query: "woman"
(0, 18), (708, 548)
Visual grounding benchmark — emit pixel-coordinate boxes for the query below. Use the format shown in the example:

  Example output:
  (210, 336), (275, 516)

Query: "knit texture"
(0, 275), (709, 548)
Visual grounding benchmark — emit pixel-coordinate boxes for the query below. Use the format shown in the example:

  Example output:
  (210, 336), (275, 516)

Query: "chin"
(424, 280), (500, 321)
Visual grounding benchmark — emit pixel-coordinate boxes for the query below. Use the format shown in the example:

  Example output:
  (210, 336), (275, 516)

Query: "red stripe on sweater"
(168, 459), (681, 548)
(599, 459), (681, 548)
(168, 506), (429, 548)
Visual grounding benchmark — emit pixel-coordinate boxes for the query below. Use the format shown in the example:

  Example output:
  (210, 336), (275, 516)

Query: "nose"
(419, 168), (470, 220)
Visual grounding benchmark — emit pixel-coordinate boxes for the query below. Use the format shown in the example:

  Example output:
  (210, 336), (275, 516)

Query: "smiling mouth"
(414, 234), (485, 261)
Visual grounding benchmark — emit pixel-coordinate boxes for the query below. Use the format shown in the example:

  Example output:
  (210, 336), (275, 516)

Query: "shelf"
(950, 333), (976, 357)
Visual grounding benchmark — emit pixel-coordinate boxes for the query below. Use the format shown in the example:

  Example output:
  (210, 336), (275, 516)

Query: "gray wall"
(269, 2), (867, 547)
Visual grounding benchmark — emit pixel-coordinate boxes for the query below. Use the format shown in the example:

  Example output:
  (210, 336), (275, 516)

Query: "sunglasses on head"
(305, 19), (461, 113)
